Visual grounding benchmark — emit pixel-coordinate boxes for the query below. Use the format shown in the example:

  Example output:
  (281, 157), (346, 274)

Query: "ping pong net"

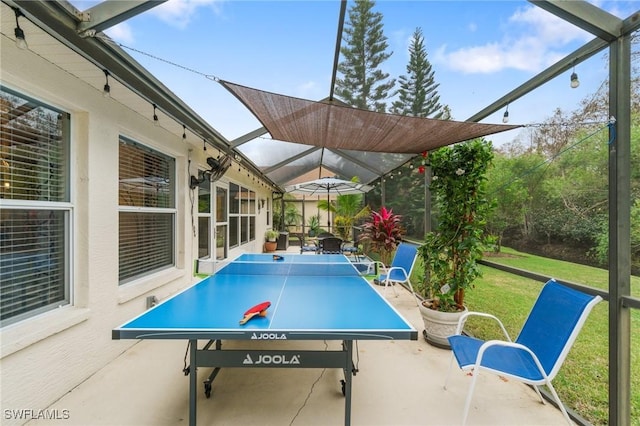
(218, 259), (359, 277)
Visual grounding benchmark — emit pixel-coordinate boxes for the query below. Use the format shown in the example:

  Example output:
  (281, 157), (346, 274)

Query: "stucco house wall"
(0, 24), (270, 426)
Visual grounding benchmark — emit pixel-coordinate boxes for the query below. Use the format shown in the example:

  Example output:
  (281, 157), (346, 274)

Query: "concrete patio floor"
(26, 253), (571, 426)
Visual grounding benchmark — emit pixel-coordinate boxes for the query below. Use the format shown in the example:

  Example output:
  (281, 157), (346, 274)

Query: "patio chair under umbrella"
(284, 177), (373, 229)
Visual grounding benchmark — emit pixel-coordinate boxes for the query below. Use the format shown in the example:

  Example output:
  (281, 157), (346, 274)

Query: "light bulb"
(102, 70), (111, 97)
(14, 27), (28, 50)
(13, 8), (28, 50)
(570, 72), (580, 89)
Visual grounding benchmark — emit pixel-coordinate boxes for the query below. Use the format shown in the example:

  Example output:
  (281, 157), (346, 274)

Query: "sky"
(72, 0), (638, 148)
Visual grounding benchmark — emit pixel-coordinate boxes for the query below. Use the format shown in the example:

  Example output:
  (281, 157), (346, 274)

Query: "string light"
(570, 66), (580, 88)
(13, 8), (28, 50)
(416, 151), (429, 174)
(182, 125), (186, 140)
(502, 104), (509, 123)
(152, 104), (159, 126)
(102, 70), (111, 98)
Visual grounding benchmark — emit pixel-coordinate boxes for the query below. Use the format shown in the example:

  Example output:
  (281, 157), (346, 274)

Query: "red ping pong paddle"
(239, 301), (271, 325)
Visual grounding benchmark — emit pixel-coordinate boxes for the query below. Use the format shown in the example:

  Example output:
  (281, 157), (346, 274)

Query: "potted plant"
(307, 214), (321, 237)
(417, 139), (494, 348)
(264, 229), (279, 252)
(360, 206), (405, 267)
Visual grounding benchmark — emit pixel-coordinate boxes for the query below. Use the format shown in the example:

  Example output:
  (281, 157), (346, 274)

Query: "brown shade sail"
(219, 80), (521, 154)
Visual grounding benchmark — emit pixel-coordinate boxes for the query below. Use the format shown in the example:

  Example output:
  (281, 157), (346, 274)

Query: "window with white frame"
(118, 137), (175, 284)
(197, 171), (211, 258)
(228, 182), (256, 249)
(0, 86), (71, 326)
(197, 178), (231, 260)
(229, 183), (239, 248)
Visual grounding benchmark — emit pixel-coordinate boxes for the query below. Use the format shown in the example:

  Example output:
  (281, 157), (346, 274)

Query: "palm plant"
(283, 203), (302, 229)
(317, 178), (370, 240)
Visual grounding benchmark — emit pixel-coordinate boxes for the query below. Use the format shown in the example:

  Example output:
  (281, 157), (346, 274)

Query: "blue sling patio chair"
(372, 242), (419, 306)
(444, 279), (602, 425)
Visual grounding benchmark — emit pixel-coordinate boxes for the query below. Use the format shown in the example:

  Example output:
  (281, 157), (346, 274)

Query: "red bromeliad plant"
(360, 206), (405, 265)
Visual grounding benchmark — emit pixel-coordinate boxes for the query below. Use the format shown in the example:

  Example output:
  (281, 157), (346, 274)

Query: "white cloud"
(100, 0), (225, 42)
(508, 6), (589, 46)
(105, 22), (134, 44)
(151, 0), (225, 29)
(294, 81), (319, 99)
(435, 5), (592, 75)
(585, 0), (631, 18)
(388, 28), (411, 60)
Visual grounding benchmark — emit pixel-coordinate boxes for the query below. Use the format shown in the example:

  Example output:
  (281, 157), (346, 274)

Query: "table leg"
(343, 340), (353, 426)
(189, 339), (197, 426)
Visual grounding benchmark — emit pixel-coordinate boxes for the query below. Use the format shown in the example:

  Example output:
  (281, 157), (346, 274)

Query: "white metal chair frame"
(444, 279), (602, 425)
(372, 242), (419, 306)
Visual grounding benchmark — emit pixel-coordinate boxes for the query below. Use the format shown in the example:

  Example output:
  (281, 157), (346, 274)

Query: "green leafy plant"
(360, 206), (405, 265)
(283, 203), (302, 228)
(307, 214), (321, 237)
(418, 139), (494, 312)
(265, 229), (279, 242)
(317, 177), (371, 240)
(333, 201), (371, 241)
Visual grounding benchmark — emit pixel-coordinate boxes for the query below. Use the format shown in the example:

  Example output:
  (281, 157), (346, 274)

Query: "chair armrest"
(455, 312), (511, 341)
(384, 266), (408, 281)
(475, 340), (547, 379)
(371, 260), (387, 269)
(371, 261), (387, 275)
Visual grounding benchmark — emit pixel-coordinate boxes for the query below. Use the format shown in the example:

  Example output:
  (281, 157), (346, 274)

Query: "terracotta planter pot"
(264, 241), (277, 252)
(418, 301), (467, 349)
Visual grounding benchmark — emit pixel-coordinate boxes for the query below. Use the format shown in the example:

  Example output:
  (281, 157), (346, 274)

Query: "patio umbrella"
(284, 177), (373, 229)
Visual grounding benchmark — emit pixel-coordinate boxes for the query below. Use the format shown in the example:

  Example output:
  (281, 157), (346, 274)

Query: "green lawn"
(409, 246), (639, 426)
(484, 246), (640, 297)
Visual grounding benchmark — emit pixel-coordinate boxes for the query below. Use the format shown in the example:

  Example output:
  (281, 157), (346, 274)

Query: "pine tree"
(383, 28), (449, 239)
(391, 27), (446, 119)
(335, 0), (395, 112)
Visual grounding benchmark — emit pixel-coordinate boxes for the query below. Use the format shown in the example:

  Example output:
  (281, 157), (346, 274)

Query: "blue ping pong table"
(113, 253), (417, 425)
